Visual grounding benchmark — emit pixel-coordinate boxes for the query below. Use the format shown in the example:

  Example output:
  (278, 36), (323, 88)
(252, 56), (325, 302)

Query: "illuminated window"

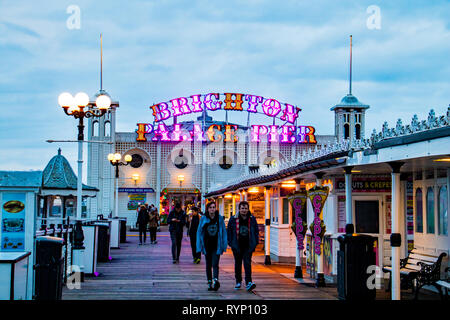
(415, 188), (423, 233)
(282, 198), (290, 224)
(438, 186), (448, 236)
(426, 187), (435, 234)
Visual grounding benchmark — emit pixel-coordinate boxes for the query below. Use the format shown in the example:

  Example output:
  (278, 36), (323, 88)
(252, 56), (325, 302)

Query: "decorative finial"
(58, 148), (62, 155)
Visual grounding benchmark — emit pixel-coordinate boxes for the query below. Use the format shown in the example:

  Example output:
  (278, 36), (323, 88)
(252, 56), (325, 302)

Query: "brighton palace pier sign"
(136, 92), (317, 144)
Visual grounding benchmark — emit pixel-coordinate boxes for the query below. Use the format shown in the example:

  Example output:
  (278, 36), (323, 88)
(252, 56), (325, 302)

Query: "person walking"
(137, 204), (149, 245)
(167, 202), (186, 263)
(197, 202), (227, 291)
(188, 207), (201, 264)
(148, 205), (159, 244)
(227, 201), (259, 291)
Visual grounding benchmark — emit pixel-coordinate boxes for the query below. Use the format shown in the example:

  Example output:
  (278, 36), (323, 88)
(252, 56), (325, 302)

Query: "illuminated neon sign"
(150, 93), (301, 124)
(136, 123), (317, 144)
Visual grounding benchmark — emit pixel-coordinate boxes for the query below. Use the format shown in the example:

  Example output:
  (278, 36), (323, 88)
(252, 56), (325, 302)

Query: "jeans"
(205, 251), (220, 280)
(190, 234), (201, 260)
(233, 249), (253, 284)
(138, 224), (147, 244)
(170, 231), (183, 260)
(149, 227), (157, 242)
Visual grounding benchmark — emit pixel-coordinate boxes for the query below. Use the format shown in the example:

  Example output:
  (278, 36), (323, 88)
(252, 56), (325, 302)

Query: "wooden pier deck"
(62, 228), (338, 300)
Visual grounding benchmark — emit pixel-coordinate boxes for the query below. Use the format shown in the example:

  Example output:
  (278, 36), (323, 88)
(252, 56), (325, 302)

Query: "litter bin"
(337, 233), (376, 300)
(119, 217), (127, 243)
(92, 221), (111, 262)
(34, 236), (65, 300)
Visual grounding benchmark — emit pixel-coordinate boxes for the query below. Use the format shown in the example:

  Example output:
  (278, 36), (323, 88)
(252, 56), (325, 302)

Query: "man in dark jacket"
(227, 201), (259, 291)
(137, 205), (149, 245)
(188, 207), (201, 264)
(167, 202), (186, 263)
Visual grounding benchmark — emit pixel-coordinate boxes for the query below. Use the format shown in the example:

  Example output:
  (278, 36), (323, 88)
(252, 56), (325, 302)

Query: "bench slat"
(408, 258), (434, 266)
(409, 253), (439, 263)
(436, 280), (450, 289)
(404, 264), (422, 271)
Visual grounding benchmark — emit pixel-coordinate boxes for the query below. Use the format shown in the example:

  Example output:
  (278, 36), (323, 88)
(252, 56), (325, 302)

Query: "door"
(353, 197), (383, 266)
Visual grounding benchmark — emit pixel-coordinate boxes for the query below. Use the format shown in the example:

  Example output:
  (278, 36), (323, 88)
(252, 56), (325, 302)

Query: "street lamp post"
(108, 153), (132, 218)
(58, 91), (111, 252)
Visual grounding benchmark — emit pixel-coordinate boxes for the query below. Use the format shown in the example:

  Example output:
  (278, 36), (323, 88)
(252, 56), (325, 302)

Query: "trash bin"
(337, 233), (376, 300)
(34, 236), (65, 300)
(93, 221), (111, 262)
(119, 217), (127, 243)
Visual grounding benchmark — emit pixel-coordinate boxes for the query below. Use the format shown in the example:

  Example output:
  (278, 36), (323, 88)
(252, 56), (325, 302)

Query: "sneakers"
(172, 259), (177, 264)
(246, 282), (256, 291)
(234, 282), (241, 290)
(138, 243), (143, 246)
(207, 280), (213, 291)
(212, 278), (220, 291)
(153, 240), (158, 244)
(194, 258), (201, 264)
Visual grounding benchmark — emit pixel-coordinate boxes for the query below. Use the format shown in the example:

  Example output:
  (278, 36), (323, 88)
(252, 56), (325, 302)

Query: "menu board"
(128, 193), (146, 210)
(1, 193), (26, 251)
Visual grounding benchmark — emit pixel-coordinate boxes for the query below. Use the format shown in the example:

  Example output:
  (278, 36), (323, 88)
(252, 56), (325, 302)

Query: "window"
(426, 187), (435, 234)
(344, 123), (350, 139)
(438, 186), (448, 236)
(355, 200), (379, 233)
(355, 124), (361, 140)
(219, 155), (233, 170)
(415, 188), (423, 233)
(50, 197), (62, 217)
(104, 121), (111, 137)
(130, 154), (144, 168)
(92, 121), (99, 137)
(282, 198), (290, 224)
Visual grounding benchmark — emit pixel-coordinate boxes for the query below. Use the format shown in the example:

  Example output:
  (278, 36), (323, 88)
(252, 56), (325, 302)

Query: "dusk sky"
(1, 0), (449, 179)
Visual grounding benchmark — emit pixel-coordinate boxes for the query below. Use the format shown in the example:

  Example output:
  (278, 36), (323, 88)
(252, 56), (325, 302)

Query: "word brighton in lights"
(136, 123), (317, 144)
(150, 93), (301, 123)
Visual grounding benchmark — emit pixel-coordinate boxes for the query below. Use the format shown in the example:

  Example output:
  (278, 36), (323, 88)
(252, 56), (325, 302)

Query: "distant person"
(227, 201), (259, 291)
(137, 205), (149, 245)
(148, 205), (159, 244)
(197, 202), (227, 291)
(188, 207), (201, 264)
(167, 203), (186, 263)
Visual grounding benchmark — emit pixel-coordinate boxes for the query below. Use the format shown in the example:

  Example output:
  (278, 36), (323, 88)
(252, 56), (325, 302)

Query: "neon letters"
(150, 93), (301, 124)
(136, 123), (317, 143)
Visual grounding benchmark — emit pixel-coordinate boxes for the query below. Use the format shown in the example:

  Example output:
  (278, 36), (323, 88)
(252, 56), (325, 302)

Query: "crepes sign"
(288, 191), (308, 251)
(307, 186), (329, 255)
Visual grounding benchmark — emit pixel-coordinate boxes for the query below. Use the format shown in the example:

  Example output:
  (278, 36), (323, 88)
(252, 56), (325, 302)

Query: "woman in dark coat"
(137, 205), (149, 245)
(188, 207), (201, 263)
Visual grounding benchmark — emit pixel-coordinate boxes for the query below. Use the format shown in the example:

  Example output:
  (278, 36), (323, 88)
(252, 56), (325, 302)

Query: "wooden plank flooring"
(62, 229), (337, 300)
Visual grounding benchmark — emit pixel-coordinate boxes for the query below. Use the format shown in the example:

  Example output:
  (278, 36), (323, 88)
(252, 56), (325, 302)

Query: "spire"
(58, 148), (61, 155)
(349, 35), (352, 95)
(100, 33), (103, 91)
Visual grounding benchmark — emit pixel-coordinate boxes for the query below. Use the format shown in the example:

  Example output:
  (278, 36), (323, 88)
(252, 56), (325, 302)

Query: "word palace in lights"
(136, 92), (317, 144)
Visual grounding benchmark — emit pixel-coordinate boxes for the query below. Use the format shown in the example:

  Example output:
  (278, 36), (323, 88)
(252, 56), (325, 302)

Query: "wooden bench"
(436, 267), (449, 301)
(382, 249), (447, 299)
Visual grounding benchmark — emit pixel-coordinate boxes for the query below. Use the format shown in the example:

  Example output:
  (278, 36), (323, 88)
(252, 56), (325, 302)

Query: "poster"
(287, 191), (307, 251)
(307, 186), (329, 255)
(128, 193), (146, 210)
(323, 236), (333, 275)
(1, 192), (26, 251)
